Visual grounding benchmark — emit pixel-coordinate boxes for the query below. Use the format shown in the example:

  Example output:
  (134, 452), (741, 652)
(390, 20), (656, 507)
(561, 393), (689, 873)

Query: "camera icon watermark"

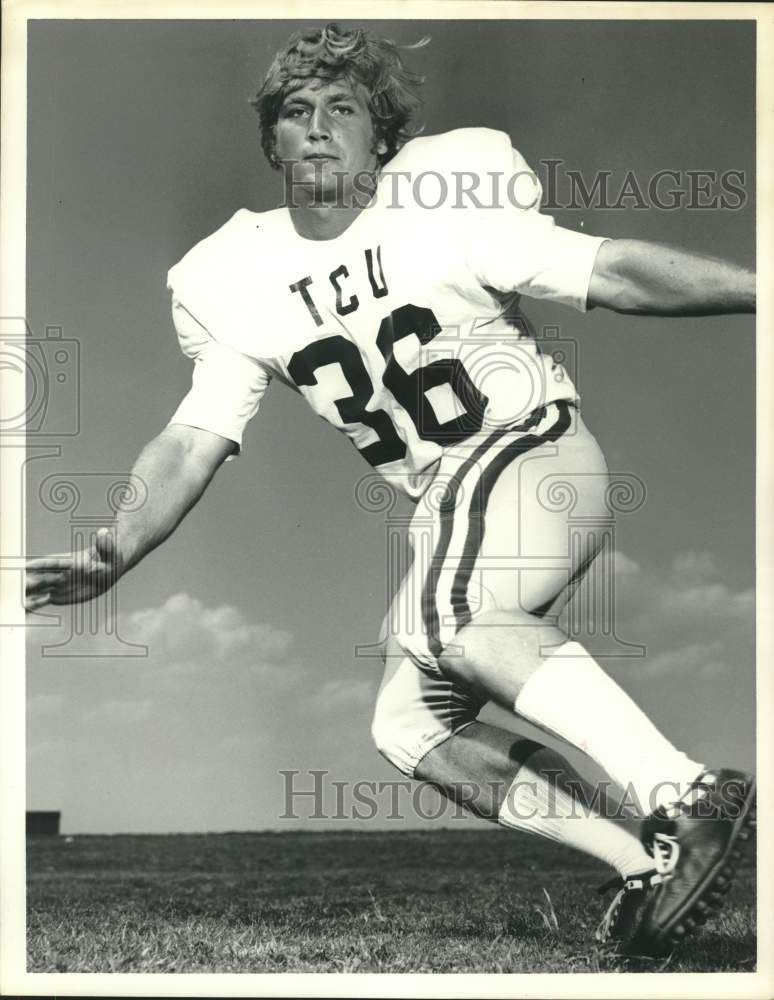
(410, 320), (579, 436)
(0, 317), (80, 436)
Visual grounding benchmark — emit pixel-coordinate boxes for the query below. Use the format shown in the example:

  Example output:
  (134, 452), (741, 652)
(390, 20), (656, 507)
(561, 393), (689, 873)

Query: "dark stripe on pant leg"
(508, 738), (546, 772)
(447, 407), (547, 625)
(450, 401), (574, 632)
(530, 545), (599, 618)
(421, 428), (511, 659)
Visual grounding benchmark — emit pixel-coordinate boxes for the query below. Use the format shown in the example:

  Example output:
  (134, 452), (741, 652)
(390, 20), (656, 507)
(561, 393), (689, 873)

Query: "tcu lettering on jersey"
(290, 246), (389, 326)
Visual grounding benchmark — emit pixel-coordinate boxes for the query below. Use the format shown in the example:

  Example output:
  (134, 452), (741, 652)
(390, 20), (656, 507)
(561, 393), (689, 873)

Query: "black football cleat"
(595, 869), (670, 957)
(597, 768), (756, 958)
(630, 767), (756, 956)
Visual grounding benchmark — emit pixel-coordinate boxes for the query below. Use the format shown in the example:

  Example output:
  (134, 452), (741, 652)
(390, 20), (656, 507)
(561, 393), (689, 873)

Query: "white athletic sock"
(498, 767), (654, 877)
(514, 641), (704, 814)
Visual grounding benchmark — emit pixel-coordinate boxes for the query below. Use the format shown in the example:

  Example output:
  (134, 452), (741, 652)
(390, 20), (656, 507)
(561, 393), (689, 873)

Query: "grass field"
(27, 829), (756, 974)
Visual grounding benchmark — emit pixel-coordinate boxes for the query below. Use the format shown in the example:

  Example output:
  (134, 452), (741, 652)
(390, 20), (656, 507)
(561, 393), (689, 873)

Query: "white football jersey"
(167, 128), (607, 501)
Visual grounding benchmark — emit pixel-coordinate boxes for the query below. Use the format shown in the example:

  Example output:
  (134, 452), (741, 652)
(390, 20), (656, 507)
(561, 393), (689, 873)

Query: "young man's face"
(274, 78), (388, 207)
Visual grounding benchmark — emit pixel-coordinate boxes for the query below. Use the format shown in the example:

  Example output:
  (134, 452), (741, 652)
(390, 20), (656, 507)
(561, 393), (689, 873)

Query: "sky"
(22, 18), (756, 833)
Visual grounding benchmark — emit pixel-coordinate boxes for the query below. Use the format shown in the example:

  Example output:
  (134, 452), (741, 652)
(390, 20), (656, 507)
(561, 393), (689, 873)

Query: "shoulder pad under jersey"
(166, 207), (290, 357)
(384, 128), (541, 210)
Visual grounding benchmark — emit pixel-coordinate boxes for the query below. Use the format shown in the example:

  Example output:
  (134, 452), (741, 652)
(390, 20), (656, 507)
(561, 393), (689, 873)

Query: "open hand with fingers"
(25, 528), (123, 611)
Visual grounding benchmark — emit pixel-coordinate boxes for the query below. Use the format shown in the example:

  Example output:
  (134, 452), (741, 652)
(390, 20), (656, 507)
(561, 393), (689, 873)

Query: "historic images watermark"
(5, 315), (147, 654)
(279, 769), (751, 823)
(277, 159), (749, 212)
(1, 318), (80, 438)
(539, 161), (747, 212)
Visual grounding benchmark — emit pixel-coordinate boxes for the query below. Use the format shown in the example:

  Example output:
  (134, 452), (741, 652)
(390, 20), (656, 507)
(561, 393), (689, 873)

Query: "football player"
(25, 24), (756, 958)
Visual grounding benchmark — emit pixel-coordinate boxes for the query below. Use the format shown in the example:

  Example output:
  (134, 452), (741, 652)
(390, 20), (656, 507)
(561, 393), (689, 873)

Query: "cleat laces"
(595, 871), (665, 943)
(652, 832), (680, 876)
(596, 887), (626, 942)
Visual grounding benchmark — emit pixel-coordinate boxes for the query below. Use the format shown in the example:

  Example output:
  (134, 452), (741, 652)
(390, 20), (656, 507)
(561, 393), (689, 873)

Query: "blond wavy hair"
(252, 23), (427, 168)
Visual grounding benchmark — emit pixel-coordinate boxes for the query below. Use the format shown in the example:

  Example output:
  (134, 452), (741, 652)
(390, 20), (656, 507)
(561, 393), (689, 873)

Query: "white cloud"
(659, 581), (754, 621)
(115, 592), (305, 697)
(670, 550), (720, 581)
(613, 549), (754, 629)
(312, 676), (376, 709)
(613, 551), (640, 577)
(62, 594), (309, 738)
(125, 593), (294, 666)
(602, 549), (754, 684)
(639, 641), (728, 679)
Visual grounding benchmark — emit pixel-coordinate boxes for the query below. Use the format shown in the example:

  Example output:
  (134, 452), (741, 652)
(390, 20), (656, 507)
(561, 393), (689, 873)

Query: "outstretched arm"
(25, 423), (235, 610)
(587, 239), (755, 316)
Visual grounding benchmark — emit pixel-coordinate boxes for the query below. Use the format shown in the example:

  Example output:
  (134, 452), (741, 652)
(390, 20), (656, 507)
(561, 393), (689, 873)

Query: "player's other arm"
(24, 424), (235, 610)
(116, 422), (235, 573)
(587, 239), (755, 316)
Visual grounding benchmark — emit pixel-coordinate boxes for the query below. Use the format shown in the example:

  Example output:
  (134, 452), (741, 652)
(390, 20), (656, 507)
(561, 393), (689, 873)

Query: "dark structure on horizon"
(26, 811), (60, 836)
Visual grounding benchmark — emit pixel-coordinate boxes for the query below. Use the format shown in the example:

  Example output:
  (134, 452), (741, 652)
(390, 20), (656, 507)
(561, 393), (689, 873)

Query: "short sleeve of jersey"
(168, 298), (271, 454)
(465, 148), (609, 313)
